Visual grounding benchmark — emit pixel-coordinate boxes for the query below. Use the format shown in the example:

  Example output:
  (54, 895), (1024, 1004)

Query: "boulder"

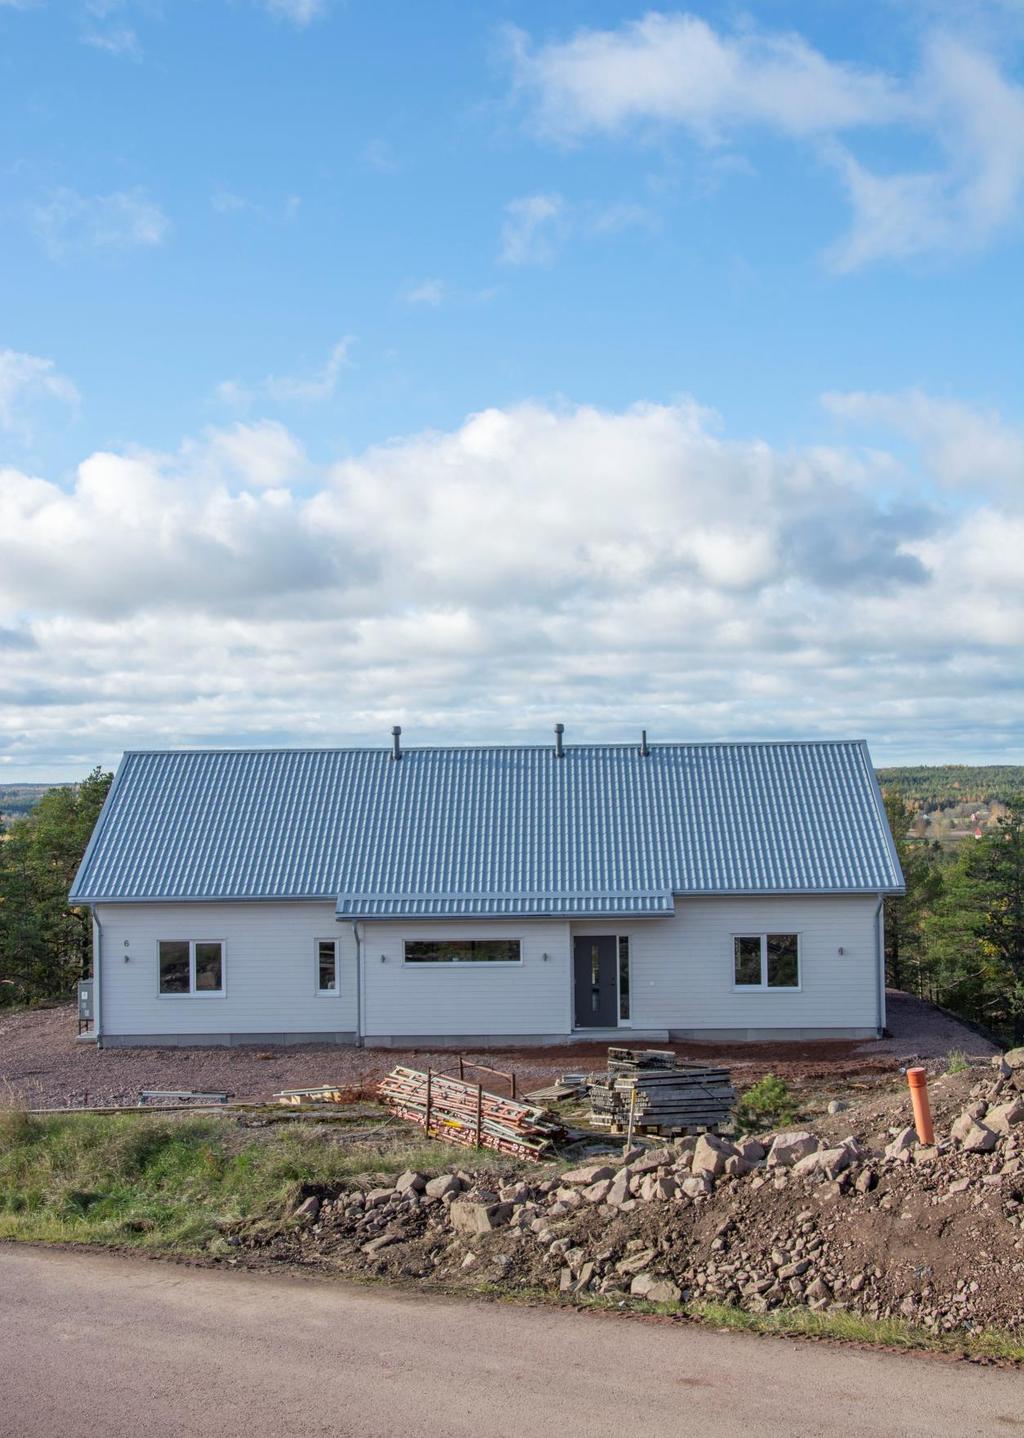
(615, 1247), (658, 1277)
(767, 1131), (820, 1168)
(680, 1173), (712, 1199)
(292, 1195), (321, 1223)
(449, 1201), (512, 1236)
(735, 1137), (765, 1163)
(792, 1145), (852, 1180)
(582, 1179), (613, 1205)
(630, 1273), (682, 1304)
(1003, 1047), (1024, 1072)
(605, 1170), (632, 1207)
(559, 1163), (616, 1186)
(960, 1122), (998, 1154)
(986, 1098), (1024, 1135)
(885, 1126), (917, 1160)
(394, 1170), (426, 1195)
(424, 1174), (462, 1199)
(691, 1133), (735, 1179)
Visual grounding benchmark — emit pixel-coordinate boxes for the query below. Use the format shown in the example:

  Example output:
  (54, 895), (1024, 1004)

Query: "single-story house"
(69, 730), (904, 1048)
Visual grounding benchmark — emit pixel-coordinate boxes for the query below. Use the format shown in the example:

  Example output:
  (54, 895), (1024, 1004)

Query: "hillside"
(0, 784), (55, 822)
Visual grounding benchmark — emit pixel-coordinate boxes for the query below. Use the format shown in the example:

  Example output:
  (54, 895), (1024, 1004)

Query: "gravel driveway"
(0, 990), (997, 1110)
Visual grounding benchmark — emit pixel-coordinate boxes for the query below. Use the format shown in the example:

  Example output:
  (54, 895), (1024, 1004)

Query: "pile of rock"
(258, 1051), (1024, 1335)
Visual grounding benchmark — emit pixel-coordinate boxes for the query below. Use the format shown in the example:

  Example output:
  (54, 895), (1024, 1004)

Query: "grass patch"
(0, 1107), (513, 1252)
(946, 1048), (971, 1075)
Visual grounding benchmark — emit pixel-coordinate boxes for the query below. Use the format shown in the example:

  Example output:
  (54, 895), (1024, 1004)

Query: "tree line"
(884, 789), (1024, 1045)
(0, 768), (112, 1007)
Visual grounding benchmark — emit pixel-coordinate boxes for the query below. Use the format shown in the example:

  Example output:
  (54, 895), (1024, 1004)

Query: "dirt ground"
(0, 990), (998, 1110)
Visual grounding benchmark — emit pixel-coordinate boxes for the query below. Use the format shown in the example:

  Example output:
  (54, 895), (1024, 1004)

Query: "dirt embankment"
(230, 1059), (1024, 1338)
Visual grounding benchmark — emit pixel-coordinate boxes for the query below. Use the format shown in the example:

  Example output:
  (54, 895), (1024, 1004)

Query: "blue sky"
(1, 1), (1023, 779)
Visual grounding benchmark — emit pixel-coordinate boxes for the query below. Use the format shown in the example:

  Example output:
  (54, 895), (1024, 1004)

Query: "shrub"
(946, 1049), (970, 1074)
(735, 1073), (799, 1133)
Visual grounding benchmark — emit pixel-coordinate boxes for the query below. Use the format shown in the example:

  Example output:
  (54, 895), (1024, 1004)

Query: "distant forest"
(875, 766), (1024, 805)
(0, 785), (54, 820)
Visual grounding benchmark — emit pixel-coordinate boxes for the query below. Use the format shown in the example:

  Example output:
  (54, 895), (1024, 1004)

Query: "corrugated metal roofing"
(70, 741), (904, 913)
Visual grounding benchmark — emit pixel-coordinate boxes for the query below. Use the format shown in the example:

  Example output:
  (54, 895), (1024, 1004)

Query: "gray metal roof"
(70, 740), (903, 913)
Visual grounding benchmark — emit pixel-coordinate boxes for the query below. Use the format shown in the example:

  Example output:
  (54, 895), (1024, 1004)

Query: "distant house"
(69, 732), (903, 1048)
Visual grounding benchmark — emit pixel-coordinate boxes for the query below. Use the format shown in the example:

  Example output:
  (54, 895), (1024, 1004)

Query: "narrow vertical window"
(317, 939), (338, 994)
(618, 936), (630, 1021)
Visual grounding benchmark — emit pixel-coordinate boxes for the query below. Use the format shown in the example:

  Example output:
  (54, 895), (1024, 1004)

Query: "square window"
(733, 936), (762, 986)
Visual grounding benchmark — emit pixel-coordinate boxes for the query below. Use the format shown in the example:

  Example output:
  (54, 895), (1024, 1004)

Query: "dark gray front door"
(573, 935), (618, 1029)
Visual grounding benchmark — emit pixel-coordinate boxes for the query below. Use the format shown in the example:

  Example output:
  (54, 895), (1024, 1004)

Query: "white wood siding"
(95, 896), (880, 1041)
(573, 895), (880, 1035)
(360, 920), (571, 1038)
(96, 902), (356, 1038)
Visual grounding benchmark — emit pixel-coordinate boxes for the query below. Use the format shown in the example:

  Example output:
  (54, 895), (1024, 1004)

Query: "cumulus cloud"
(0, 349), (79, 439)
(499, 193), (567, 265)
(29, 187), (169, 257)
(510, 14), (1024, 268)
(2, 394), (1023, 772)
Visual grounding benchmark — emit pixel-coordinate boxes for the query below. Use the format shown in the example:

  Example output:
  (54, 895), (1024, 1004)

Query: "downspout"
(873, 896), (885, 1039)
(351, 920), (363, 1048)
(91, 906), (103, 1048)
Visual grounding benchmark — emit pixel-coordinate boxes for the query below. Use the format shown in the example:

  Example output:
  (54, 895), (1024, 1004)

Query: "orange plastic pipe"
(907, 1067), (934, 1145)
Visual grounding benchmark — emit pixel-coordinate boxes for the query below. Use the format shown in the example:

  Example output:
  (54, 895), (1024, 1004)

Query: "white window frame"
(731, 932), (801, 993)
(315, 936), (340, 996)
(157, 939), (227, 998)
(402, 938), (523, 967)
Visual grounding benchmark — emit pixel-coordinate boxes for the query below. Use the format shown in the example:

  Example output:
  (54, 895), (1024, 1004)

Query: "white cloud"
(29, 187), (169, 257)
(4, 393), (1024, 772)
(510, 13), (903, 142)
(261, 0), (329, 25)
(824, 388), (1024, 494)
(499, 193), (567, 266)
(511, 15), (1024, 268)
(402, 279), (446, 307)
(217, 337), (354, 408)
(82, 25), (140, 57)
(828, 36), (1024, 269)
(0, 349), (80, 439)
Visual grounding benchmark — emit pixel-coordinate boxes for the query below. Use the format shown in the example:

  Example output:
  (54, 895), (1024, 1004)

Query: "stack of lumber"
(274, 1084), (353, 1105)
(587, 1050), (735, 1135)
(378, 1065), (564, 1161)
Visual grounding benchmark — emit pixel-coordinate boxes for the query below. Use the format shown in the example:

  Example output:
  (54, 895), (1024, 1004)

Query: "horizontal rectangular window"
(733, 933), (799, 990)
(317, 938), (338, 994)
(404, 939), (521, 965)
(159, 940), (225, 996)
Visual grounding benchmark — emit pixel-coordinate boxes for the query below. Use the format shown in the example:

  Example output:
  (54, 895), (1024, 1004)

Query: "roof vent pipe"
(554, 722), (564, 759)
(391, 725), (402, 762)
(639, 729), (650, 757)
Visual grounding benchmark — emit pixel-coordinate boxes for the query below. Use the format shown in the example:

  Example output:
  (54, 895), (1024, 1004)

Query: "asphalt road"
(2, 1246), (1022, 1438)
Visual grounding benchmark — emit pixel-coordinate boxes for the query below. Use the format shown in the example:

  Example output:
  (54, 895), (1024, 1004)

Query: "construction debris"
(587, 1049), (735, 1135)
(139, 1089), (230, 1106)
(377, 1065), (564, 1162)
(242, 1053), (1024, 1336)
(274, 1085), (355, 1106)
